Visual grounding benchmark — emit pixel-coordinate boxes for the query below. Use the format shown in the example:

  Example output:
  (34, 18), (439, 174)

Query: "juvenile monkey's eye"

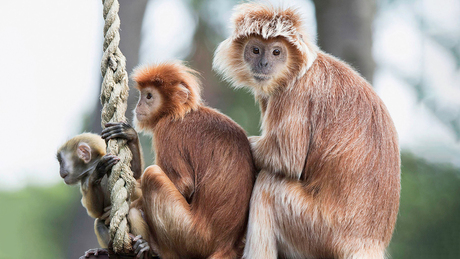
(146, 93), (153, 99)
(273, 49), (281, 56)
(252, 47), (260, 54)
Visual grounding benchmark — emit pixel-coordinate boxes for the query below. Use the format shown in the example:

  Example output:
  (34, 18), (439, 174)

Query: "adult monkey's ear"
(77, 142), (92, 164)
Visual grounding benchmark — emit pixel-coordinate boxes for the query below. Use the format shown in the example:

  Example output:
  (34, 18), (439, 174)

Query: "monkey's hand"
(80, 248), (108, 259)
(130, 234), (151, 259)
(102, 122), (143, 179)
(94, 154), (120, 183)
(102, 122), (139, 143)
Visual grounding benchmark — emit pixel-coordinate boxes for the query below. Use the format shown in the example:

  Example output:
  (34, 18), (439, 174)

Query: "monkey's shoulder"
(168, 106), (249, 141)
(299, 53), (383, 107)
(311, 53), (373, 92)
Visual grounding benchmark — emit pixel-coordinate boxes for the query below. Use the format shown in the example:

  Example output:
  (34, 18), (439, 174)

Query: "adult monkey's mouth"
(253, 74), (271, 81)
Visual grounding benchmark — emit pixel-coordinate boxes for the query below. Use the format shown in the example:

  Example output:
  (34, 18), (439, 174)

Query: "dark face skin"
(57, 149), (120, 185)
(57, 150), (88, 185)
(243, 37), (288, 81)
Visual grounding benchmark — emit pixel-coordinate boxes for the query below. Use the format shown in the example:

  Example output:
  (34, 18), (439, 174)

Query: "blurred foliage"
(389, 152), (460, 258)
(380, 0), (460, 139)
(2, 152), (460, 258)
(3, 0), (459, 258)
(0, 184), (79, 259)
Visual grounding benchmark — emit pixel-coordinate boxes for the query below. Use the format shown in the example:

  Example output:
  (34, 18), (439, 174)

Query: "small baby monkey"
(57, 132), (150, 258)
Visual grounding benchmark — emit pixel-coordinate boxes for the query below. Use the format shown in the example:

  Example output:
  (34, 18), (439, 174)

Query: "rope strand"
(100, 0), (135, 253)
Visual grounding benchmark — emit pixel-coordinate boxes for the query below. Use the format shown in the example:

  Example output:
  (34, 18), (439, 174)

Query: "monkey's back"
(307, 53), (400, 244)
(265, 52), (400, 247)
(153, 106), (255, 250)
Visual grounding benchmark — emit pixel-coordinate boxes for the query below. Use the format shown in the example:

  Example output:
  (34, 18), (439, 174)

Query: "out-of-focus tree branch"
(313, 0), (376, 82)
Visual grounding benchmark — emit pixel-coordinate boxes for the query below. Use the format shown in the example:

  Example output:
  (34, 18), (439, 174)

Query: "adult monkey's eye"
(253, 47), (260, 54)
(273, 49), (281, 56)
(147, 93), (153, 99)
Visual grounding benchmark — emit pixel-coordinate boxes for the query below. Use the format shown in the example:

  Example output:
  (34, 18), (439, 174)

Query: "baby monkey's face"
(243, 36), (289, 82)
(135, 87), (163, 122)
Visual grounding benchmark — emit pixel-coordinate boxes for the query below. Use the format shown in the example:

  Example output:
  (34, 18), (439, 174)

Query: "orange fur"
(213, 3), (400, 259)
(132, 61), (202, 125)
(131, 62), (256, 258)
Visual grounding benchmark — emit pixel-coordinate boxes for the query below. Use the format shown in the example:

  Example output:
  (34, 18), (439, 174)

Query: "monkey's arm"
(251, 117), (310, 179)
(102, 122), (144, 179)
(82, 155), (119, 218)
(128, 203), (155, 259)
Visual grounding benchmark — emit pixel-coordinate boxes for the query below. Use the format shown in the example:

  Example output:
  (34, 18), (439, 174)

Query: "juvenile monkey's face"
(57, 151), (82, 185)
(243, 37), (288, 82)
(135, 86), (162, 122)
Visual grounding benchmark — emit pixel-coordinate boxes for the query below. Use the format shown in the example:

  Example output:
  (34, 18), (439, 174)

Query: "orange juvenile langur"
(125, 61), (255, 259)
(57, 133), (150, 258)
(214, 3), (400, 259)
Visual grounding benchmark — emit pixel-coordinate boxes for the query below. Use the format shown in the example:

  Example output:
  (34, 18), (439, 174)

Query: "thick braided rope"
(100, 0), (135, 253)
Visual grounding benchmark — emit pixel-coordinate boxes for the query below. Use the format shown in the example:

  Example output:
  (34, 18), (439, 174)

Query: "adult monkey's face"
(243, 36), (289, 83)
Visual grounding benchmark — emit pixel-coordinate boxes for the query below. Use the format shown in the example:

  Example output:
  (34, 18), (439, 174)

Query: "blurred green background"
(1, 0), (459, 258)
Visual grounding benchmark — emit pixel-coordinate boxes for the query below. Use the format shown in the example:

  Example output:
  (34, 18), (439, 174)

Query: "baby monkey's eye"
(273, 49), (281, 56)
(147, 93), (153, 99)
(252, 47), (260, 54)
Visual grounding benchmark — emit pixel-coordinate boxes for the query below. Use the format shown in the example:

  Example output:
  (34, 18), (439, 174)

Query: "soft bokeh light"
(0, 0), (459, 191)
(1, 0), (460, 258)
(140, 0), (197, 63)
(374, 0), (460, 167)
(0, 0), (102, 190)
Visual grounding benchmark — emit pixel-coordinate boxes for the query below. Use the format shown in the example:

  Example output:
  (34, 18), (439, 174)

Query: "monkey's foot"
(80, 248), (108, 259)
(130, 234), (151, 259)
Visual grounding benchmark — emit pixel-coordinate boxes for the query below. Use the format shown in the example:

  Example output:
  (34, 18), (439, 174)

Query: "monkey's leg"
(244, 170), (323, 259)
(243, 171), (278, 259)
(82, 219), (109, 258)
(128, 207), (161, 258)
(94, 218), (110, 248)
(245, 171), (386, 259)
(140, 165), (196, 258)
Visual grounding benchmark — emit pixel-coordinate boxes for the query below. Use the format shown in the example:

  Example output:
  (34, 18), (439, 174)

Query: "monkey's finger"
(101, 209), (111, 221)
(140, 246), (150, 259)
(101, 155), (120, 165)
(100, 154), (118, 163)
(102, 158), (120, 172)
(103, 132), (129, 141)
(134, 239), (144, 249)
(120, 122), (134, 130)
(105, 156), (121, 165)
(132, 234), (142, 242)
(101, 131), (125, 141)
(96, 156), (119, 173)
(102, 124), (124, 133)
(137, 246), (150, 259)
(101, 128), (123, 139)
(134, 241), (147, 255)
(104, 122), (123, 128)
